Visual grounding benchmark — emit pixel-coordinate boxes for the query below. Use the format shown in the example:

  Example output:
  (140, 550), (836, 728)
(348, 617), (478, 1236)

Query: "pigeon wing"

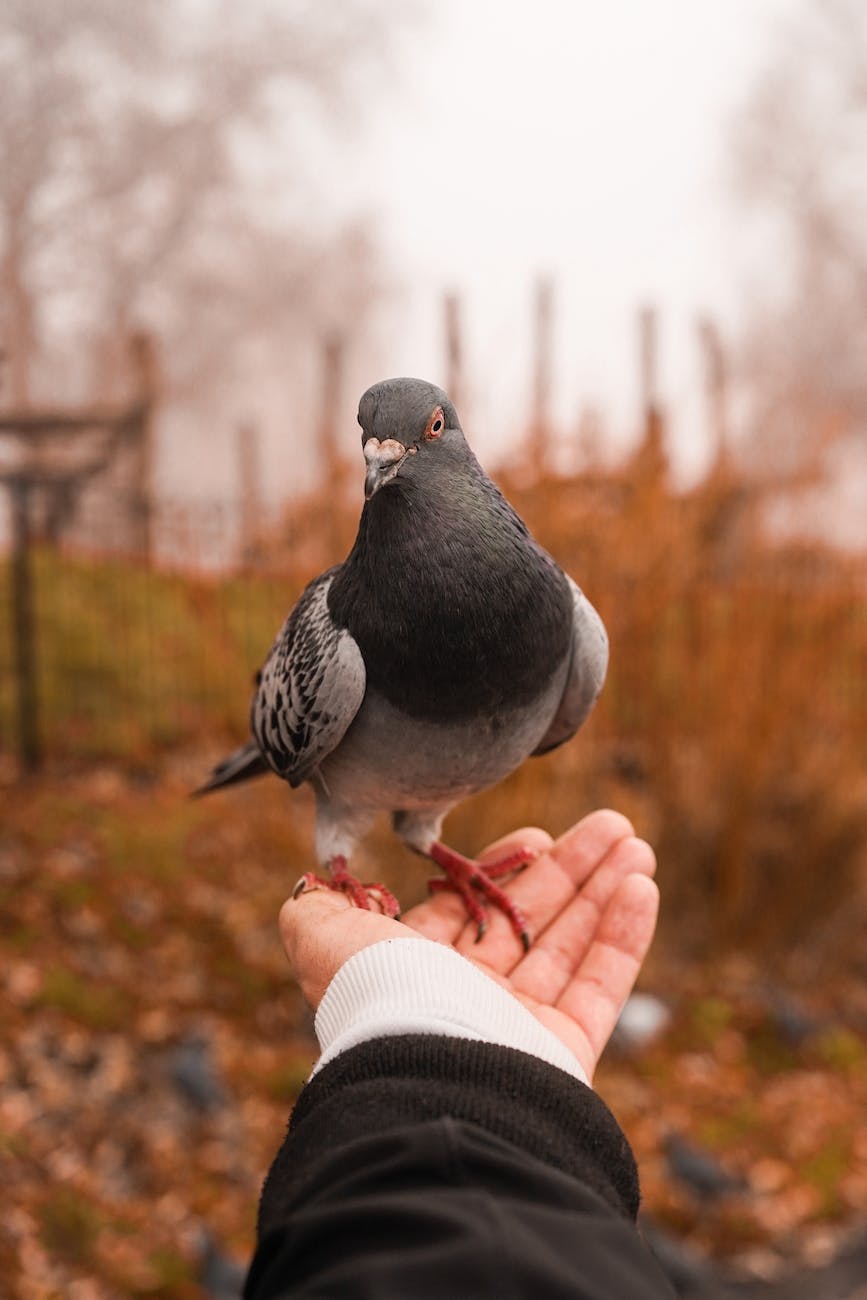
(252, 568), (365, 787)
(532, 577), (608, 756)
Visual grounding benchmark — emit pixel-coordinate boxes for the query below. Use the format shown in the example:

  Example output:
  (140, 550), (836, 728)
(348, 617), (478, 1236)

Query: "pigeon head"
(357, 377), (464, 500)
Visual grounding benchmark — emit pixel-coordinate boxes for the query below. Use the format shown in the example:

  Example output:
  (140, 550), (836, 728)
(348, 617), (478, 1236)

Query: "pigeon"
(169, 1031), (228, 1114)
(760, 986), (825, 1049)
(662, 1132), (749, 1202)
(638, 1216), (721, 1297)
(195, 1228), (247, 1300)
(197, 377), (608, 948)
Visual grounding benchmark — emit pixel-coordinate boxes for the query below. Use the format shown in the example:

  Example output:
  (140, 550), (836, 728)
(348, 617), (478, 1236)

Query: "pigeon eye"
(426, 407), (445, 440)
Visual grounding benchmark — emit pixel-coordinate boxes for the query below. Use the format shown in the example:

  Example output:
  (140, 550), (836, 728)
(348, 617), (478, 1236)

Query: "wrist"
(312, 936), (589, 1084)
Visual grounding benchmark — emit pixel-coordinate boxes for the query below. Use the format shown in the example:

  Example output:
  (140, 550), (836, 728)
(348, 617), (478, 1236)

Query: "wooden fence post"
(444, 292), (465, 415)
(128, 332), (158, 561)
(9, 476), (40, 771)
(637, 305), (666, 479)
(319, 333), (347, 553)
(237, 420), (263, 566)
(697, 316), (729, 463)
(531, 277), (554, 470)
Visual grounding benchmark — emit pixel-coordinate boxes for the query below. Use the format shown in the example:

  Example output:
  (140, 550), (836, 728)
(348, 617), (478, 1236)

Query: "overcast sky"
(310, 0), (790, 480)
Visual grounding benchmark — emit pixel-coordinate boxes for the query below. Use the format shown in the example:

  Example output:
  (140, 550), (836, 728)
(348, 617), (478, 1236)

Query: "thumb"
(279, 887), (420, 1011)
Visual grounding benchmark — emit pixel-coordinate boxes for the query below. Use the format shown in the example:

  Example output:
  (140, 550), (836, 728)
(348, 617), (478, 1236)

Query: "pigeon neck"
(329, 470), (573, 722)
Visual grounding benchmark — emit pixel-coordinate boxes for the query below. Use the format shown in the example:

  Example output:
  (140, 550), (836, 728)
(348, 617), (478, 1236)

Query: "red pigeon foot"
(426, 841), (535, 950)
(293, 855), (401, 919)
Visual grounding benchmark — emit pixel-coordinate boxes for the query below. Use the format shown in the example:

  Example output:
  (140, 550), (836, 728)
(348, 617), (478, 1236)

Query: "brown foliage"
(495, 448), (867, 966)
(3, 441), (867, 1294)
(265, 435), (867, 967)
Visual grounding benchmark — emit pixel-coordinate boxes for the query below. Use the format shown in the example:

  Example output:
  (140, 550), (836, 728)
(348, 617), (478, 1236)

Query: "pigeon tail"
(193, 742), (268, 797)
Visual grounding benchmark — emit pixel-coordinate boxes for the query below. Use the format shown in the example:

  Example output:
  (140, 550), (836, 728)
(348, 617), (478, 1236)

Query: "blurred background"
(1, 1), (866, 1296)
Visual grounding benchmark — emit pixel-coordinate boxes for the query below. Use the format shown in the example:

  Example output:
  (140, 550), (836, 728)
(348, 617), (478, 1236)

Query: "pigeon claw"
(426, 842), (533, 950)
(292, 873), (316, 899)
(329, 855), (401, 918)
(291, 862), (401, 919)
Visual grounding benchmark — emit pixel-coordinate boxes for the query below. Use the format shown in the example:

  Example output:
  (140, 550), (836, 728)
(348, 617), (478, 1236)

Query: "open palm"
(280, 809), (658, 1083)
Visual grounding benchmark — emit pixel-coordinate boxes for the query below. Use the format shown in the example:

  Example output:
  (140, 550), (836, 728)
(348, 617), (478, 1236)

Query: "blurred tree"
(0, 0), (403, 410)
(734, 0), (867, 487)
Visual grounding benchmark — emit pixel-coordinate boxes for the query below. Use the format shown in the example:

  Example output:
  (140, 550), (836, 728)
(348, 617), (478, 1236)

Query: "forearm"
(244, 941), (675, 1294)
(261, 1032), (638, 1229)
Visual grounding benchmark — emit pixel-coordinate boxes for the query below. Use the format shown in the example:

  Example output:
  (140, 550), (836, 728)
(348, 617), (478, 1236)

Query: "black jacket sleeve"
(245, 1034), (675, 1299)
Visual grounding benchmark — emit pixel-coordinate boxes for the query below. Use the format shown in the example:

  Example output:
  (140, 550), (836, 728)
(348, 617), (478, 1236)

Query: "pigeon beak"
(363, 437), (410, 500)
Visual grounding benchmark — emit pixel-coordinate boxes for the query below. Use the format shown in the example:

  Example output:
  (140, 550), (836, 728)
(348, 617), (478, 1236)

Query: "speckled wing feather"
(532, 577), (609, 757)
(251, 568), (365, 788)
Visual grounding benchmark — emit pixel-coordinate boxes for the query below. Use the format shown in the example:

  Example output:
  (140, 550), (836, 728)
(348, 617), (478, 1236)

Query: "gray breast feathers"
(531, 577), (608, 757)
(251, 569), (366, 788)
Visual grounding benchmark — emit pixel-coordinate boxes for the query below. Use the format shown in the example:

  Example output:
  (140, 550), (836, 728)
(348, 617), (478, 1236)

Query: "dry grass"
(2, 439), (866, 969)
(2, 438), (867, 1295)
(494, 446), (866, 965)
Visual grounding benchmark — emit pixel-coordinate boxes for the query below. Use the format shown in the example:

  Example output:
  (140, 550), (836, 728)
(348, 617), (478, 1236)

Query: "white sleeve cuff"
(311, 936), (589, 1085)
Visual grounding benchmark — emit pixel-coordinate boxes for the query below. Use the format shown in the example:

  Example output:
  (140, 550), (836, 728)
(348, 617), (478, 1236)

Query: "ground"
(2, 760), (866, 1298)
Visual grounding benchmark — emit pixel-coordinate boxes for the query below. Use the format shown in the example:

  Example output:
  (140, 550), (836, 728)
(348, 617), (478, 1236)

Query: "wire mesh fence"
(2, 467), (866, 953)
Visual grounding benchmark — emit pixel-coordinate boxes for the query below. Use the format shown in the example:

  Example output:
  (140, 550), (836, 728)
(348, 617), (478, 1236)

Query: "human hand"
(279, 810), (658, 1083)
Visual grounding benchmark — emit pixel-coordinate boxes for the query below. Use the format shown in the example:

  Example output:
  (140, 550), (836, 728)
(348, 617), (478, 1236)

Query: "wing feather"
(251, 568), (365, 787)
(532, 577), (608, 757)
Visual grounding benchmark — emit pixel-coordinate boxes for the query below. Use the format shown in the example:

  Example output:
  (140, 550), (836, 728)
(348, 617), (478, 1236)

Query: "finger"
(405, 826), (553, 945)
(508, 834), (656, 1005)
(550, 809), (637, 888)
(544, 872), (660, 1080)
(479, 825), (555, 864)
(279, 888), (415, 1012)
(453, 809), (637, 969)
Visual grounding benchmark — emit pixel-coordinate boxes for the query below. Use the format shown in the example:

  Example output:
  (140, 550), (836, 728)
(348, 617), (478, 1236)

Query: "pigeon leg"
(293, 856), (401, 919)
(426, 842), (535, 950)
